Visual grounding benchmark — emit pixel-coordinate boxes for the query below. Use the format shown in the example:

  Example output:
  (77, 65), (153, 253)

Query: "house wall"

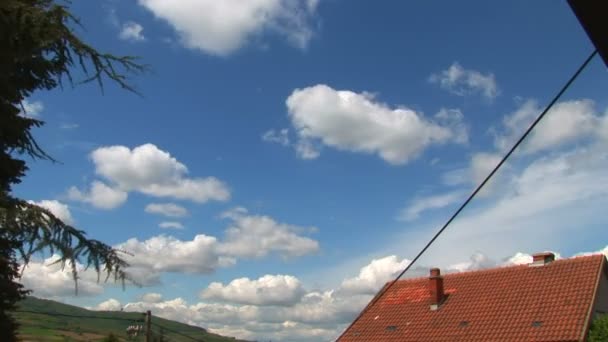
(592, 262), (608, 318)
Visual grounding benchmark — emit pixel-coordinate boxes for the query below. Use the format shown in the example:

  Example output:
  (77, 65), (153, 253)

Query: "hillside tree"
(0, 0), (146, 340)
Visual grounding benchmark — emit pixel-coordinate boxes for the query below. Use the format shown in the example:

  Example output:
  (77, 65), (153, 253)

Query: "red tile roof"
(339, 254), (605, 342)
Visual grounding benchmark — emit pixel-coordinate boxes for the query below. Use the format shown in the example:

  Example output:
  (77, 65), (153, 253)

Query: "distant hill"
(12, 296), (248, 342)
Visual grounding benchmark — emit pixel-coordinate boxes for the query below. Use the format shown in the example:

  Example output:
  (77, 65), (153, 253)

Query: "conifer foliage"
(0, 1), (145, 339)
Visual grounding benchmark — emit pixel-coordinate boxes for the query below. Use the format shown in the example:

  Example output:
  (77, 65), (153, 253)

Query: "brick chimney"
(530, 252), (555, 266)
(429, 268), (445, 310)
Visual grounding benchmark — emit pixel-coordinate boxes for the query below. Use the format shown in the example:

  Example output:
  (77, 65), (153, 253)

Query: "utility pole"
(145, 310), (152, 342)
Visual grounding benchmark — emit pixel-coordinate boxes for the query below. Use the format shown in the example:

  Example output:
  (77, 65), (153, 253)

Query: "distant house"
(338, 252), (608, 341)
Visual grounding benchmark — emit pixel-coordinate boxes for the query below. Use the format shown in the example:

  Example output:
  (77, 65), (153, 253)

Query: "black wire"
(151, 321), (206, 342)
(336, 49), (598, 340)
(12, 309), (145, 322)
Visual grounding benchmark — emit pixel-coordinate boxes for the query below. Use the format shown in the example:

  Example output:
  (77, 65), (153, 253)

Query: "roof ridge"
(392, 253), (605, 285)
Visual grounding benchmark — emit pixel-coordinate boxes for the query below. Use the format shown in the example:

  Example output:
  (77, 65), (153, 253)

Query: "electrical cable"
(151, 321), (206, 342)
(336, 48), (598, 340)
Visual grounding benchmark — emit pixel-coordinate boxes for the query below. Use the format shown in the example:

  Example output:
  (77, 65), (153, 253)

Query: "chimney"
(530, 252), (555, 266)
(429, 268), (445, 310)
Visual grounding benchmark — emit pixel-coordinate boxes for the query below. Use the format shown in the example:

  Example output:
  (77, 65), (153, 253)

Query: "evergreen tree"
(0, 1), (146, 339)
(589, 314), (608, 342)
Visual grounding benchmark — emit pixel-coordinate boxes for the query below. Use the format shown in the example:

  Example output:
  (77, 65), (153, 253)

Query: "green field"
(11, 297), (248, 342)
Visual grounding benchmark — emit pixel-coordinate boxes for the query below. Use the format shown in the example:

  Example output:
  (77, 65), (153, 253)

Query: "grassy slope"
(12, 297), (247, 342)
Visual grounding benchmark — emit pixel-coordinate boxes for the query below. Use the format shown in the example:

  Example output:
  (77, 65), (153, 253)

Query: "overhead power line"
(337, 48), (598, 340)
(12, 309), (144, 323)
(151, 322), (206, 342)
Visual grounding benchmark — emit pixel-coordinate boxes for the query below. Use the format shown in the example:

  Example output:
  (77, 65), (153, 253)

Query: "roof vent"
(530, 252), (555, 267)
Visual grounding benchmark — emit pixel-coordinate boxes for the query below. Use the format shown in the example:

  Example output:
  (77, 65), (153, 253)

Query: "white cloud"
(285, 84), (467, 164)
(495, 99), (604, 153)
(142, 293), (163, 303)
(67, 181), (128, 210)
(137, 0), (318, 55)
(470, 152), (502, 185)
(19, 255), (104, 298)
(201, 275), (305, 306)
(87, 245), (608, 342)
(159, 221), (184, 230)
(294, 139), (320, 159)
(86, 144), (229, 204)
(393, 141), (608, 270)
(28, 200), (74, 225)
(19, 99), (44, 118)
(94, 298), (123, 311)
(430, 62), (498, 99)
(118, 234), (228, 275)
(119, 21), (145, 41)
(145, 203), (188, 217)
(262, 128), (290, 146)
(339, 255), (410, 295)
(218, 208), (319, 258)
(399, 191), (464, 221)
(114, 208), (318, 282)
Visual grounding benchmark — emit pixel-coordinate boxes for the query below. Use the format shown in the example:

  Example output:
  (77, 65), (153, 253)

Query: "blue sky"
(15, 1), (608, 341)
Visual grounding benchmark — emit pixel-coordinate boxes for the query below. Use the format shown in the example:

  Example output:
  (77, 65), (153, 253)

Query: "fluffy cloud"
(137, 0), (319, 55)
(119, 21), (145, 41)
(87, 246), (608, 342)
(19, 255), (104, 298)
(218, 207), (319, 258)
(118, 234), (229, 275)
(145, 203), (188, 217)
(393, 141), (608, 269)
(142, 293), (163, 303)
(93, 298), (123, 311)
(399, 191), (464, 221)
(28, 200), (74, 225)
(262, 129), (290, 146)
(339, 255), (410, 295)
(430, 62), (498, 99)
(114, 208), (318, 283)
(495, 99), (605, 153)
(67, 181), (128, 210)
(201, 275), (305, 306)
(19, 99), (44, 117)
(71, 144), (229, 207)
(285, 84), (467, 164)
(158, 221), (184, 230)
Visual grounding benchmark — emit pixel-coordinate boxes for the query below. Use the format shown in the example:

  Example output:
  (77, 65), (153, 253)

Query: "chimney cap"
(531, 252), (555, 266)
(430, 268), (441, 277)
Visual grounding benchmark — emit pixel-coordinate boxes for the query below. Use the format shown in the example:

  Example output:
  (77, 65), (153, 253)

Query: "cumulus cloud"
(19, 255), (104, 298)
(137, 0), (319, 55)
(86, 245), (608, 342)
(142, 293), (163, 303)
(67, 181), (128, 210)
(430, 62), (498, 99)
(339, 255), (410, 295)
(119, 21), (145, 41)
(159, 221), (184, 230)
(93, 298), (123, 311)
(113, 208), (318, 283)
(19, 99), (44, 117)
(495, 99), (605, 153)
(202, 275), (305, 306)
(218, 207), (319, 258)
(69, 144), (230, 208)
(145, 203), (188, 217)
(262, 129), (290, 146)
(28, 200), (74, 225)
(118, 234), (229, 275)
(285, 84), (467, 164)
(399, 191), (464, 221)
